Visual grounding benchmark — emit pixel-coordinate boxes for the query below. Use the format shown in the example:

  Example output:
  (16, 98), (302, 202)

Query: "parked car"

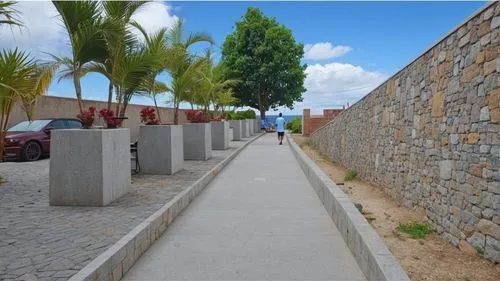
(3, 118), (83, 161)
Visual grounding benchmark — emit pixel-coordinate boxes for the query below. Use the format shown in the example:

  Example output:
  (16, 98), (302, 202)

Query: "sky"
(0, 0), (487, 115)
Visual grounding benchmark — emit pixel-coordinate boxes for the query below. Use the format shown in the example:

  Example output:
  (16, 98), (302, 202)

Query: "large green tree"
(221, 7), (306, 119)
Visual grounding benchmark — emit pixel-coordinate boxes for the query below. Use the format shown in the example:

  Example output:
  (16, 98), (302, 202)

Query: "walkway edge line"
(69, 133), (265, 281)
(286, 133), (411, 281)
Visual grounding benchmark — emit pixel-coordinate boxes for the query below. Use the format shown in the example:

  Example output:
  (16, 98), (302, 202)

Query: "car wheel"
(22, 141), (42, 161)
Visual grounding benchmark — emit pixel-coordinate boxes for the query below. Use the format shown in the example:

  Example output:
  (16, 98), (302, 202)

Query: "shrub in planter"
(223, 111), (245, 120)
(236, 109), (256, 119)
(185, 109), (211, 123)
(140, 107), (159, 125)
(99, 108), (122, 128)
(77, 106), (96, 128)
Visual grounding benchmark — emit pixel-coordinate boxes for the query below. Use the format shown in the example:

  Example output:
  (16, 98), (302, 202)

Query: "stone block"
(439, 160), (453, 180)
(478, 219), (500, 240)
(432, 91), (445, 118)
(489, 88), (500, 109)
(229, 120), (243, 141)
(480, 107), (490, 121)
(228, 127), (234, 142)
(138, 125), (183, 174)
(49, 129), (131, 206)
(211, 120), (229, 150)
(182, 123), (211, 160)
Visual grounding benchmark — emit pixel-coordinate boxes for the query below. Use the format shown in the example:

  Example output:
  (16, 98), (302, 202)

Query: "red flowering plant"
(140, 107), (160, 125)
(77, 106), (96, 128)
(99, 108), (122, 128)
(185, 110), (210, 123)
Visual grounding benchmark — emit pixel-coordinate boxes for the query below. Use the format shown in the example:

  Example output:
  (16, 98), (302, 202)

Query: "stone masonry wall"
(311, 2), (500, 262)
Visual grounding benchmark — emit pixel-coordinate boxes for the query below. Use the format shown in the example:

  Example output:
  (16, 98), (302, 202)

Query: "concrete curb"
(69, 133), (265, 281)
(286, 133), (411, 281)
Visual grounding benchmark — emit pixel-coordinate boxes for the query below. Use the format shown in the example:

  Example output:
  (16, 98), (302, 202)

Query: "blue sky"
(0, 1), (486, 115)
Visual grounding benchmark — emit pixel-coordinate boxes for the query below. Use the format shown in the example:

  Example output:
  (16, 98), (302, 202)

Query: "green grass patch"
(474, 246), (485, 256)
(396, 222), (432, 239)
(343, 169), (358, 181)
(463, 277), (472, 281)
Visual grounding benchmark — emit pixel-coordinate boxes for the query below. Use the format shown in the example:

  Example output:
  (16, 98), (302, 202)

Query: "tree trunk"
(107, 81), (113, 110)
(259, 108), (266, 120)
(0, 101), (13, 161)
(73, 72), (84, 115)
(173, 106), (179, 125)
(115, 87), (122, 117)
(153, 95), (162, 124)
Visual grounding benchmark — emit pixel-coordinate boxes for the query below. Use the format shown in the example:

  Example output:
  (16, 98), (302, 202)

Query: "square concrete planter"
(229, 120), (243, 141)
(49, 129), (131, 206)
(242, 119), (250, 138)
(138, 125), (183, 174)
(228, 127), (234, 142)
(183, 123), (211, 160)
(211, 120), (229, 150)
(246, 119), (254, 135)
(255, 117), (261, 132)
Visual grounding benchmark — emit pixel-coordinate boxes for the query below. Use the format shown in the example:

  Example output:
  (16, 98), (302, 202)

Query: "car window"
(65, 120), (83, 129)
(8, 120), (51, 132)
(48, 120), (66, 130)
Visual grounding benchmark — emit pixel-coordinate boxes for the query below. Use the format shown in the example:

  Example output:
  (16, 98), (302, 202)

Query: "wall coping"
(313, 1), (496, 136)
(286, 133), (411, 281)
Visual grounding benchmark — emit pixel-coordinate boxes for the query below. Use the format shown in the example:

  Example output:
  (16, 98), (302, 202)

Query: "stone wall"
(302, 108), (343, 136)
(311, 2), (500, 262)
(9, 96), (188, 140)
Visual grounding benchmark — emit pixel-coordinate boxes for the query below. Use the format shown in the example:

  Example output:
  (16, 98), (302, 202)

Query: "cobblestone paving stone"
(0, 140), (247, 280)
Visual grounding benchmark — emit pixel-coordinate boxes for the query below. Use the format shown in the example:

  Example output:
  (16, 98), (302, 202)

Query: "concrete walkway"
(123, 134), (367, 281)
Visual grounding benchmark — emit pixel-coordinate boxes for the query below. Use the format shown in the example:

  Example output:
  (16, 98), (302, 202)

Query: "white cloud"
(291, 62), (388, 114)
(0, 1), (64, 56)
(304, 42), (352, 61)
(131, 1), (179, 40)
(0, 1), (179, 56)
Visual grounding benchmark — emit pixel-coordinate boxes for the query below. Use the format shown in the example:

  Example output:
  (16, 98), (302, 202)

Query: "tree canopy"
(221, 7), (306, 118)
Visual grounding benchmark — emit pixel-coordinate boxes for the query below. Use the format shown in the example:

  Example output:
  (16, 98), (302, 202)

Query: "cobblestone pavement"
(0, 140), (247, 280)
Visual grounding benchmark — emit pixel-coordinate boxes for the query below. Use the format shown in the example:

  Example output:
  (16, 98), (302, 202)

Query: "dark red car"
(3, 118), (83, 161)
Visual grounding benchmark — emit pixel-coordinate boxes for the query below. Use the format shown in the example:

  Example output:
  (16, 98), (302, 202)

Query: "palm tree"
(51, 0), (109, 114)
(0, 1), (22, 28)
(100, 1), (149, 110)
(193, 53), (239, 117)
(0, 49), (55, 160)
(214, 89), (238, 115)
(138, 79), (169, 123)
(112, 46), (159, 118)
(164, 19), (214, 124)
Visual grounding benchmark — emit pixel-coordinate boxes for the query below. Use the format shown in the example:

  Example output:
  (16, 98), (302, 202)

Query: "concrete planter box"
(138, 125), (183, 174)
(183, 123), (211, 160)
(229, 127), (234, 142)
(246, 119), (254, 135)
(256, 117), (261, 132)
(242, 120), (250, 138)
(49, 129), (131, 206)
(229, 120), (243, 141)
(211, 120), (229, 150)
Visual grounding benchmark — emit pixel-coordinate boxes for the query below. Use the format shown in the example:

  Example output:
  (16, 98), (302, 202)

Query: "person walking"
(276, 113), (286, 145)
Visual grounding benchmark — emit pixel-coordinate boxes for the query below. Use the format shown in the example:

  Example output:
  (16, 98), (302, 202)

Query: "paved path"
(123, 134), (367, 281)
(0, 140), (249, 280)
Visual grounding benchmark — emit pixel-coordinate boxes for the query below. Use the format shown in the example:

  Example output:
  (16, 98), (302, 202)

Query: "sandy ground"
(292, 135), (500, 281)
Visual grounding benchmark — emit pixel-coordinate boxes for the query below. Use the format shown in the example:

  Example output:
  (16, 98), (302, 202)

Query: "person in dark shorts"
(276, 113), (285, 145)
